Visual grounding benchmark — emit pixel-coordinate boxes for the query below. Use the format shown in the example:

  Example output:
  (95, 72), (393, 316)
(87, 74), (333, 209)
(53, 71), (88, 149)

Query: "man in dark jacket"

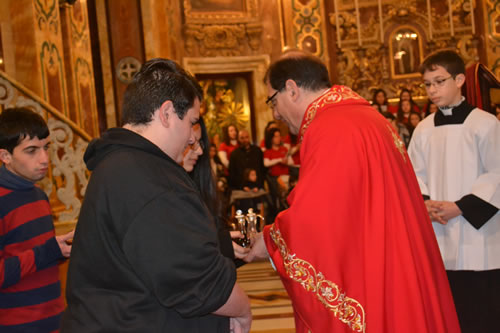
(61, 59), (251, 333)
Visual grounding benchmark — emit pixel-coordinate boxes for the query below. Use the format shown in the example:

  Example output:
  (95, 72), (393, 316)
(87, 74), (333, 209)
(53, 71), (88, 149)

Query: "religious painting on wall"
(197, 74), (252, 145)
(389, 26), (423, 78)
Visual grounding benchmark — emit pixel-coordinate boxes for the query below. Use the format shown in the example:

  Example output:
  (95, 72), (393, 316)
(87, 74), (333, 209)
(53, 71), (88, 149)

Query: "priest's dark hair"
(265, 52), (331, 93)
(0, 107), (49, 153)
(419, 49), (465, 77)
(121, 58), (203, 126)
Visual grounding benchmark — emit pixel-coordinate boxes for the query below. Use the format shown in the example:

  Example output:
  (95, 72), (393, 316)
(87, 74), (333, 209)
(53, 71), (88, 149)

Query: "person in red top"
(218, 124), (239, 169)
(263, 128), (289, 178)
(244, 52), (460, 332)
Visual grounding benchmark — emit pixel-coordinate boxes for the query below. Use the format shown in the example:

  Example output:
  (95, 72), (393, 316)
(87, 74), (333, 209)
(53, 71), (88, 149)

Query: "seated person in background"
(383, 111), (410, 147)
(264, 128), (290, 189)
(260, 120), (291, 152)
(243, 168), (260, 193)
(371, 88), (390, 113)
(240, 168), (265, 214)
(424, 100), (438, 117)
(495, 103), (500, 120)
(397, 99), (413, 125)
(408, 111), (422, 139)
(264, 128), (290, 212)
(209, 143), (228, 194)
(218, 124), (239, 169)
(399, 88), (421, 113)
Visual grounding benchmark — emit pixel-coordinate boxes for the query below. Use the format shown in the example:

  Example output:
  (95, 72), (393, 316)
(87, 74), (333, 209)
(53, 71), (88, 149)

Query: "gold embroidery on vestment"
(299, 86), (363, 142)
(386, 124), (407, 162)
(270, 225), (366, 332)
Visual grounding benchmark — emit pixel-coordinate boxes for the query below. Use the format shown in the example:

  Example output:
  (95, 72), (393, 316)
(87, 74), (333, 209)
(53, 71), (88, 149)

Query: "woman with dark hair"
(218, 124), (238, 168)
(408, 111), (422, 139)
(371, 89), (389, 113)
(396, 99), (413, 125)
(399, 88), (421, 113)
(424, 101), (438, 117)
(182, 118), (248, 263)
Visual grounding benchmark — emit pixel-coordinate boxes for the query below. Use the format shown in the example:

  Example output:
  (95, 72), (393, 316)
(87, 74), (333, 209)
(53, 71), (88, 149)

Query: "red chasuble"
(263, 86), (460, 333)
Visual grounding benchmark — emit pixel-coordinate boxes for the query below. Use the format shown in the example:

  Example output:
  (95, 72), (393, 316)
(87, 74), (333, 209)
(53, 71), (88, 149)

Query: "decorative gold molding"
(183, 55), (271, 143)
(183, 0), (258, 24)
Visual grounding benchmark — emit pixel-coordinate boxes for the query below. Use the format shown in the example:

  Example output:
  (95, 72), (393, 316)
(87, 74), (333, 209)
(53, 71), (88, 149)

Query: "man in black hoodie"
(61, 59), (251, 333)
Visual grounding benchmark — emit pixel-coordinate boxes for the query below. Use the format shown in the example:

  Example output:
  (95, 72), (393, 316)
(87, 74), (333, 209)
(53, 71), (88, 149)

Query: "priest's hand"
(243, 232), (268, 262)
(425, 200), (447, 224)
(435, 201), (462, 222)
(230, 231), (250, 259)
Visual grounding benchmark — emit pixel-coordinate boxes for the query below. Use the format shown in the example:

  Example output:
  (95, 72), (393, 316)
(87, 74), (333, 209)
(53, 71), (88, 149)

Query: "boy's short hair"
(0, 107), (49, 153)
(419, 50), (466, 77)
(121, 58), (203, 126)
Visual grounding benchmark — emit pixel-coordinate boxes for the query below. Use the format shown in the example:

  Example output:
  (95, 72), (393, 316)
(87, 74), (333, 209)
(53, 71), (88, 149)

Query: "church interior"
(0, 0), (499, 331)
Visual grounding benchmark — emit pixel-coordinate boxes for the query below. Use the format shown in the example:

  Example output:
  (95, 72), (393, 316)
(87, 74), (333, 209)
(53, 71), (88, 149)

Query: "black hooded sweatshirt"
(61, 128), (235, 333)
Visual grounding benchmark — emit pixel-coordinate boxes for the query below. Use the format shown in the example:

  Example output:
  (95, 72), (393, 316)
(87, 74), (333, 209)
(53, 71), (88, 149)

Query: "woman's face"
(375, 91), (386, 105)
(272, 131), (281, 146)
(209, 145), (217, 158)
(401, 100), (411, 113)
(401, 91), (410, 101)
(182, 124), (202, 173)
(429, 103), (438, 114)
(228, 126), (237, 140)
(409, 114), (421, 127)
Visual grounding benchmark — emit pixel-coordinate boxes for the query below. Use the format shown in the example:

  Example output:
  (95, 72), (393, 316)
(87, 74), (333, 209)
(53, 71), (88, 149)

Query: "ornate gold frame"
(183, 0), (259, 24)
(182, 55), (271, 142)
(388, 25), (424, 79)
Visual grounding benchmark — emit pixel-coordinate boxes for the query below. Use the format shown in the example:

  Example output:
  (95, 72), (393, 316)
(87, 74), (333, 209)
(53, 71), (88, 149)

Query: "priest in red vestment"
(245, 53), (460, 333)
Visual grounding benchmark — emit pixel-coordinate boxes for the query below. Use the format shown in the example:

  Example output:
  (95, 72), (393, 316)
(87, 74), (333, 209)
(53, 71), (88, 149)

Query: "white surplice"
(408, 108), (500, 271)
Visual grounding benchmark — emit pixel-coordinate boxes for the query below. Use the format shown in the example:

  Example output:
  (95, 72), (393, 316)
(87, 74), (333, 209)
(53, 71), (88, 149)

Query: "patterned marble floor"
(237, 261), (295, 333)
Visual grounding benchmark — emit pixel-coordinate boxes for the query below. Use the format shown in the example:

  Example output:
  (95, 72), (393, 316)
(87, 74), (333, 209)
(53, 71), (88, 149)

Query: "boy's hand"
(435, 201), (462, 222)
(56, 230), (75, 258)
(424, 200), (447, 224)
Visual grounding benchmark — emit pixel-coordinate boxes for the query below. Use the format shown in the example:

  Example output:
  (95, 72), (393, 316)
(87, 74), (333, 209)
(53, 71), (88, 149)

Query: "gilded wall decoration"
(183, 55), (271, 143)
(199, 77), (251, 140)
(68, 0), (89, 52)
(40, 42), (68, 113)
(35, 0), (59, 34)
(486, 0), (500, 78)
(183, 0), (262, 57)
(75, 58), (97, 136)
(328, 0), (481, 102)
(183, 0), (258, 24)
(291, 0), (326, 57)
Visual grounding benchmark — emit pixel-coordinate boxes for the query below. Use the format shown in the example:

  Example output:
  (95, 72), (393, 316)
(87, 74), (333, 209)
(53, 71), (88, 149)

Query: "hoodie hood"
(84, 128), (174, 171)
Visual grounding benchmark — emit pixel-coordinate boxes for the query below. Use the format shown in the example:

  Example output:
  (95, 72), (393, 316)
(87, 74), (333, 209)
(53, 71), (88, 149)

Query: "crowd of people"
(1, 49), (498, 333)
(371, 86), (439, 147)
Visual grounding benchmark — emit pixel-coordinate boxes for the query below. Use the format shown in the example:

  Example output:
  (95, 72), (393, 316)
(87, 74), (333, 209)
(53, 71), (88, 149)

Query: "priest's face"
(422, 65), (464, 108)
(266, 82), (301, 135)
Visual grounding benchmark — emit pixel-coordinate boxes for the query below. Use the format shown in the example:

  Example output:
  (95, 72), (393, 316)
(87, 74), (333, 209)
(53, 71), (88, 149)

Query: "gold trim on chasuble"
(386, 124), (407, 162)
(270, 225), (366, 332)
(299, 86), (363, 142)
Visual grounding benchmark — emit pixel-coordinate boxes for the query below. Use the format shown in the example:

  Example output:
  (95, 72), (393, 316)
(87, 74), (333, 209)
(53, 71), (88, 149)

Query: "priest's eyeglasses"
(421, 76), (454, 89)
(189, 140), (204, 151)
(266, 91), (279, 109)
